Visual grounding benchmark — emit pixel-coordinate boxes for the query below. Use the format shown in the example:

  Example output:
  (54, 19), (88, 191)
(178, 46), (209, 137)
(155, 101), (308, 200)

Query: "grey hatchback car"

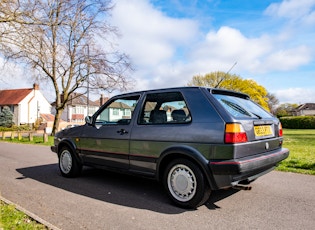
(51, 87), (289, 208)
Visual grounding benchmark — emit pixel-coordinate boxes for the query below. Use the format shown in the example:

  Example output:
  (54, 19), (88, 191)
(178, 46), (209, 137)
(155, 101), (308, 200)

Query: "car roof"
(111, 86), (249, 99)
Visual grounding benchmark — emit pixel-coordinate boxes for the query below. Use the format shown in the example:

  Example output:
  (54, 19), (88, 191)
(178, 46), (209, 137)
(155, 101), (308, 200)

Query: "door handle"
(117, 129), (128, 135)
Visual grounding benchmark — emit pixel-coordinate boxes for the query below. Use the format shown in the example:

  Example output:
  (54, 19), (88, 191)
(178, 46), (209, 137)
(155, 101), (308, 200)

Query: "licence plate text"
(254, 125), (273, 137)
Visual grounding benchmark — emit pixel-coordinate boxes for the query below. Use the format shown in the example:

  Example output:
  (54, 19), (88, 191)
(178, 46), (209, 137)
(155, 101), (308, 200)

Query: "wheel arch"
(156, 145), (217, 190)
(57, 139), (81, 163)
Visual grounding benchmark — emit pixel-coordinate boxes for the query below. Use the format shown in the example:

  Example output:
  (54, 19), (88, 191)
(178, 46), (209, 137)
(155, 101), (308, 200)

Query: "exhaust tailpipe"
(233, 185), (252, 191)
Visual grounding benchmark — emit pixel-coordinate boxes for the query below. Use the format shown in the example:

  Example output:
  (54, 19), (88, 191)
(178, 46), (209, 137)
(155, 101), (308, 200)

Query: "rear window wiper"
(250, 112), (262, 119)
(221, 99), (252, 117)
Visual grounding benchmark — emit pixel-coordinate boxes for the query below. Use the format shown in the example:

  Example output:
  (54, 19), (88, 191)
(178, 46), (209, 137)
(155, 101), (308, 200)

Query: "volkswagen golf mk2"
(51, 87), (289, 208)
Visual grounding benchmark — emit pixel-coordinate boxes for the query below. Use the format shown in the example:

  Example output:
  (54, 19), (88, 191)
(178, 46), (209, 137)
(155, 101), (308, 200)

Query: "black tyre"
(58, 147), (82, 178)
(163, 158), (211, 209)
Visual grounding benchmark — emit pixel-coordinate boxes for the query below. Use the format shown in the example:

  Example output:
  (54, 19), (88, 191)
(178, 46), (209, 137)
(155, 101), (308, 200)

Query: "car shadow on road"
(16, 163), (239, 214)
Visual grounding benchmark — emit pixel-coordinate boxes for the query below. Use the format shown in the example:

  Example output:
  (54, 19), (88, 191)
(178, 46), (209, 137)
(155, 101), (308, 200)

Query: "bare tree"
(0, 0), (132, 134)
(266, 93), (279, 115)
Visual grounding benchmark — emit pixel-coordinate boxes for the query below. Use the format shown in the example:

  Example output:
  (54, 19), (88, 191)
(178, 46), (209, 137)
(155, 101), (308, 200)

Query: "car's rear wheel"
(59, 147), (82, 178)
(163, 158), (211, 209)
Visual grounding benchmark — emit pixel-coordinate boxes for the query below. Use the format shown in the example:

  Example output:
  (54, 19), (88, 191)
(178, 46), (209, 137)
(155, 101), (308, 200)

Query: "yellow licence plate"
(254, 125), (273, 137)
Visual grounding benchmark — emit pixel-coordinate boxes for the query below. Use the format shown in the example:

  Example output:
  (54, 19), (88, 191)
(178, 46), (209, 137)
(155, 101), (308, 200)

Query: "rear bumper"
(210, 148), (289, 175)
(209, 148), (289, 188)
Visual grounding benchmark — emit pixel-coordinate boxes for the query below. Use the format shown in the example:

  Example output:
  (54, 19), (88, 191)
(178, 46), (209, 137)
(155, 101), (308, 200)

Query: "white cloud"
(111, 0), (198, 67)
(263, 46), (312, 71)
(265, 0), (315, 25)
(189, 26), (273, 73)
(109, 0), (200, 90)
(274, 88), (315, 104)
(188, 26), (312, 74)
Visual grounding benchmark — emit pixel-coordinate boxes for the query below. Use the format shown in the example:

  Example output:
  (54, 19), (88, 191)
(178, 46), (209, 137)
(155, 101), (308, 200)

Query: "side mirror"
(85, 116), (92, 125)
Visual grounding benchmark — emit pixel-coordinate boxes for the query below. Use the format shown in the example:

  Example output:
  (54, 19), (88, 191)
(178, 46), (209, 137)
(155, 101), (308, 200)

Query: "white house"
(99, 101), (133, 122)
(292, 103), (315, 116)
(52, 93), (100, 124)
(0, 83), (51, 125)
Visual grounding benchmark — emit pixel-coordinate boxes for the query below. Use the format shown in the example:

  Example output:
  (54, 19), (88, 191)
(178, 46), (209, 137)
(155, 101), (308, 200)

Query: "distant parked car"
(51, 87), (289, 208)
(65, 124), (80, 129)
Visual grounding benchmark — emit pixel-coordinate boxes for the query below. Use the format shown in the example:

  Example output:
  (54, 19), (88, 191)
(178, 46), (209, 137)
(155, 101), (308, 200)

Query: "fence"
(0, 131), (49, 143)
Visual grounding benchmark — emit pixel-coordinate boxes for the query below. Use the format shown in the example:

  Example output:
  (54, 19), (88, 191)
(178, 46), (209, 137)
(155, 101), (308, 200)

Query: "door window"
(95, 95), (139, 126)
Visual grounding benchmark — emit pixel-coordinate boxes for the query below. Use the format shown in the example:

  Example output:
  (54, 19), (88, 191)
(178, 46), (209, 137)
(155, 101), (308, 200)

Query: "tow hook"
(232, 185), (252, 191)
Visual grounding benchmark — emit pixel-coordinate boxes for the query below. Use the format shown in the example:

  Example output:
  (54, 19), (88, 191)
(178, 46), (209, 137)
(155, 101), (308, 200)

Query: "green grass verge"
(277, 129), (315, 175)
(0, 135), (54, 146)
(0, 200), (47, 230)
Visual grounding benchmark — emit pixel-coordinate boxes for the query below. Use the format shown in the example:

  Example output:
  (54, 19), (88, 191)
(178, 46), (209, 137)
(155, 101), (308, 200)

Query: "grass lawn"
(0, 200), (47, 230)
(0, 135), (54, 146)
(277, 129), (315, 175)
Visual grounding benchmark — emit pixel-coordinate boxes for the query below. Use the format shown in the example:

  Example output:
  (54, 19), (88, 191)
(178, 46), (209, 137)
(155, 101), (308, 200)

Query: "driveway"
(0, 142), (314, 230)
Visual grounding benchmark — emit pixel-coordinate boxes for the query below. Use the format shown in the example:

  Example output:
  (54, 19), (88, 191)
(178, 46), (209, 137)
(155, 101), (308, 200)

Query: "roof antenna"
(214, 61), (237, 88)
(226, 62), (237, 75)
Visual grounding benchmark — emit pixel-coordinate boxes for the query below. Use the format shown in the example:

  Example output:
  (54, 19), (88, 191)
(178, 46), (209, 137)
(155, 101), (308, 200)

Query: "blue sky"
(1, 0), (314, 104)
(109, 0), (315, 104)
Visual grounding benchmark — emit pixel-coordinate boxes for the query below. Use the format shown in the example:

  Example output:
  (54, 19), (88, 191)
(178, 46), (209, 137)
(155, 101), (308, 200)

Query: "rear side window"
(139, 92), (191, 124)
(213, 93), (273, 119)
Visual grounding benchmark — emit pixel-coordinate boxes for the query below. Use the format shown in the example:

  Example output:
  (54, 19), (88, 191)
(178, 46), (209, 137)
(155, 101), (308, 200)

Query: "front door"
(79, 95), (140, 169)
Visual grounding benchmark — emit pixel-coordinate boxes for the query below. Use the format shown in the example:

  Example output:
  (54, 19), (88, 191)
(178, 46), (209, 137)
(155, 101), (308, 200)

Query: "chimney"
(100, 94), (104, 107)
(33, 83), (39, 90)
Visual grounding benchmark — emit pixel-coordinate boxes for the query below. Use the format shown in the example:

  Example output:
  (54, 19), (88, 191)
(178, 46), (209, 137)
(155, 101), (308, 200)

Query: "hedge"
(0, 125), (32, 132)
(280, 116), (315, 129)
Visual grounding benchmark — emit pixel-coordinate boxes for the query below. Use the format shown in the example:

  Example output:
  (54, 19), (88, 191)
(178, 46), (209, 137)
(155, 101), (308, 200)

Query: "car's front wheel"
(163, 158), (211, 209)
(58, 147), (82, 178)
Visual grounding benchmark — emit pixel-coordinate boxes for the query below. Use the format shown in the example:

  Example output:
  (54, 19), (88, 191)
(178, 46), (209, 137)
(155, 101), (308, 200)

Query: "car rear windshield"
(211, 91), (273, 119)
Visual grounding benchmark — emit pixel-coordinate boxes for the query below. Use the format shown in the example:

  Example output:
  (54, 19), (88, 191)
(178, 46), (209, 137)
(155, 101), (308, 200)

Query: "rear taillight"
(225, 123), (248, 143)
(278, 123), (283, 137)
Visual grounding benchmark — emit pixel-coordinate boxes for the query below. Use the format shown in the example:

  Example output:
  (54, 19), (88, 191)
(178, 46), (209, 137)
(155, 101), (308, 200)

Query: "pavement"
(1, 142), (315, 230)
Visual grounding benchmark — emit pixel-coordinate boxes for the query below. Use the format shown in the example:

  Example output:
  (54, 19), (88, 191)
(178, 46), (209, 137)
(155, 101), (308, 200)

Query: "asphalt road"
(0, 142), (314, 230)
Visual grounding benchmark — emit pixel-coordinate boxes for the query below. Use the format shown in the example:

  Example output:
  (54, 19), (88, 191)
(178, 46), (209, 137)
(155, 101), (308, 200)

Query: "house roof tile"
(40, 113), (55, 122)
(0, 88), (33, 105)
(64, 93), (99, 107)
(294, 103), (315, 111)
(109, 101), (131, 109)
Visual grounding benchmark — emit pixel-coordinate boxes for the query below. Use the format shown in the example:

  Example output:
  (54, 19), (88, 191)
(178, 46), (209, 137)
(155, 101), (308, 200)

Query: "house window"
(123, 109), (131, 116)
(0, 106), (14, 113)
(73, 106), (84, 114)
(113, 108), (119, 116)
(88, 107), (98, 116)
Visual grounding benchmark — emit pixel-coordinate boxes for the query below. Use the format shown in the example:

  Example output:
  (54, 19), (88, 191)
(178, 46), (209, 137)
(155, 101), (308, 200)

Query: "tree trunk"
(52, 108), (64, 135)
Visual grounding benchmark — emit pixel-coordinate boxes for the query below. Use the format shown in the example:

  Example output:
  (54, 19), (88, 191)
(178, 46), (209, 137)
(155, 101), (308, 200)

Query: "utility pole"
(87, 45), (90, 116)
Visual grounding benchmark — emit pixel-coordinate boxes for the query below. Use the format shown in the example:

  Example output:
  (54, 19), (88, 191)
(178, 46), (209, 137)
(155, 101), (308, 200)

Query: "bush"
(280, 116), (315, 129)
(0, 106), (14, 127)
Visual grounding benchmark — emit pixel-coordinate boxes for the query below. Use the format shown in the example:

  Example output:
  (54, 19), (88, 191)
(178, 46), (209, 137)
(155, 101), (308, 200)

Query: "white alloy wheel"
(167, 164), (197, 202)
(59, 149), (73, 174)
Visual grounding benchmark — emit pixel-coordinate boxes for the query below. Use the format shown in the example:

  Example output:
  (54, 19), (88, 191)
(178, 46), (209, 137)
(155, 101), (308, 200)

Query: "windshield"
(213, 94), (273, 119)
